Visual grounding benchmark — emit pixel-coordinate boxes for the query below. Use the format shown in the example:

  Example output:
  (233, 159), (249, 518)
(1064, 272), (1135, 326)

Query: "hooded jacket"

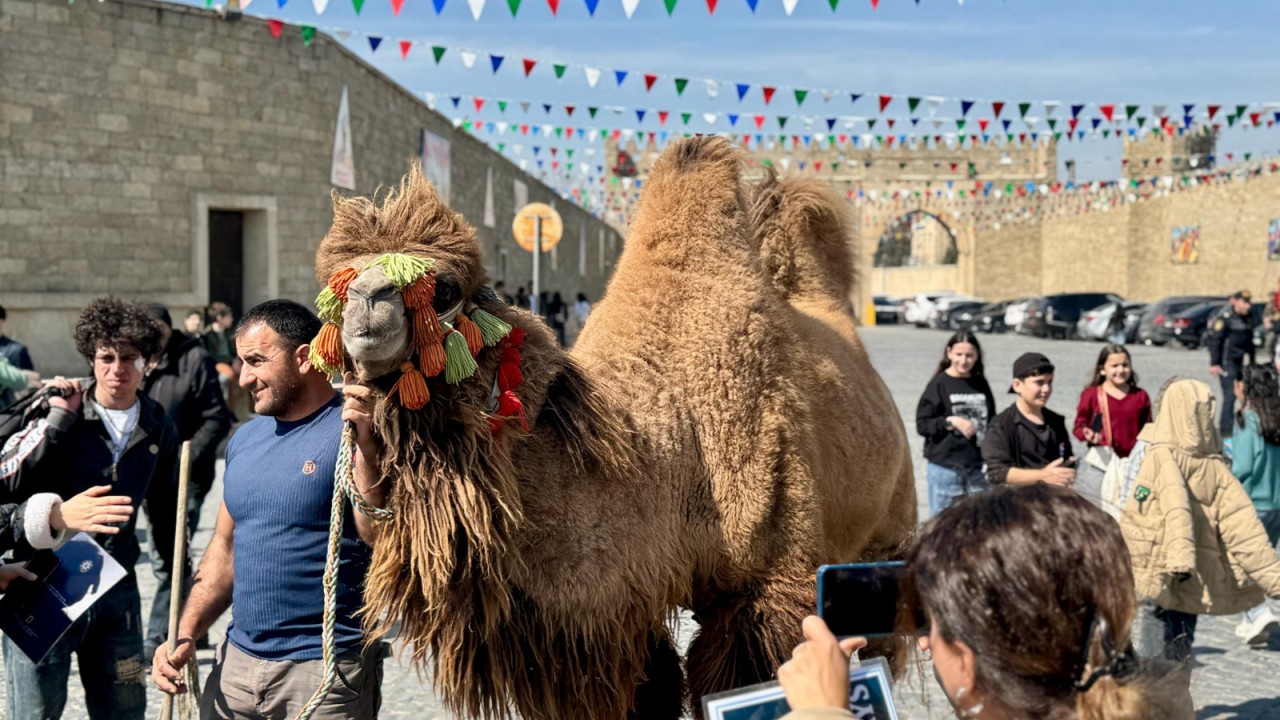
(143, 332), (234, 486)
(1121, 379), (1280, 615)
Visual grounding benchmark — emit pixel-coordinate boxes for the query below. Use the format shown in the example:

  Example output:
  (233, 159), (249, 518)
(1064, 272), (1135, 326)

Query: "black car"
(1136, 295), (1227, 346)
(871, 295), (904, 325)
(1169, 302), (1265, 350)
(938, 301), (987, 330)
(957, 301), (1012, 333)
(1020, 293), (1122, 339)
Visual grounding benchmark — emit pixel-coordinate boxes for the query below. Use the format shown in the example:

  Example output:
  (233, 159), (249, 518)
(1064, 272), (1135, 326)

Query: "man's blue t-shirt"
(223, 395), (371, 660)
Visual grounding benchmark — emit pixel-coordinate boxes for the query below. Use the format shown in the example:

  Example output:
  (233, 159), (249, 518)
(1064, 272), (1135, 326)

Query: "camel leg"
(628, 627), (685, 720)
(684, 571), (811, 719)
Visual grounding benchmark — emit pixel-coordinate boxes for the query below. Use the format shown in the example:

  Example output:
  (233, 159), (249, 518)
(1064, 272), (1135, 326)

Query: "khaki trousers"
(199, 640), (387, 720)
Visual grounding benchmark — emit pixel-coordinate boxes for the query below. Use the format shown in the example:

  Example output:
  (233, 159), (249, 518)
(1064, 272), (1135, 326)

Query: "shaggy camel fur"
(312, 137), (916, 720)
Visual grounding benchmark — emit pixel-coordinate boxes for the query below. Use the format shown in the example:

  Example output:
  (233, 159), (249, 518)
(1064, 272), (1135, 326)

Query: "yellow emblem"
(1213, 319), (1224, 332)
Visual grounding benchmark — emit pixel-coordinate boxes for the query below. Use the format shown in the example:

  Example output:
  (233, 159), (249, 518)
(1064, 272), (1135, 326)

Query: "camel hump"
(628, 136), (747, 250)
(749, 169), (856, 302)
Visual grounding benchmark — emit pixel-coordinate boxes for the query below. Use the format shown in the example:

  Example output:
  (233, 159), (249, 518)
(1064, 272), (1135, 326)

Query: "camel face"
(342, 264), (411, 379)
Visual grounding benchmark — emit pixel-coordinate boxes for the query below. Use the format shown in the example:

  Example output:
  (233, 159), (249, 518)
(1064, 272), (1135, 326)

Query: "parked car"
(957, 301), (1013, 333)
(872, 295), (905, 325)
(1169, 302), (1265, 350)
(903, 292), (957, 327)
(1003, 298), (1033, 333)
(1076, 301), (1148, 342)
(937, 301), (987, 330)
(929, 295), (984, 329)
(1135, 295), (1227, 346)
(1019, 293), (1122, 339)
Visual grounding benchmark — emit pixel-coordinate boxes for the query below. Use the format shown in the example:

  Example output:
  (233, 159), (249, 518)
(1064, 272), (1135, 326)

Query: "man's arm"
(341, 372), (387, 546)
(152, 502), (235, 694)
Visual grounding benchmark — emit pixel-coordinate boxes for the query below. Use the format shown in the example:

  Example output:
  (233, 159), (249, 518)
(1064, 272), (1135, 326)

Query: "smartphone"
(817, 561), (922, 638)
(1091, 414), (1103, 434)
(3, 550), (61, 609)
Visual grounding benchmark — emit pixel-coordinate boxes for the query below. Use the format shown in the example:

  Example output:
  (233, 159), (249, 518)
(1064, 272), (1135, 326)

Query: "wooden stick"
(160, 441), (193, 720)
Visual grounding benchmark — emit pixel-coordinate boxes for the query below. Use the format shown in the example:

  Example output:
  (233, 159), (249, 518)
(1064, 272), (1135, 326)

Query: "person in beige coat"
(1120, 378), (1280, 661)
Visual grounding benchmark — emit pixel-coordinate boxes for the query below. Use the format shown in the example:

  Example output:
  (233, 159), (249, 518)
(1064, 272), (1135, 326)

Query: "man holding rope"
(151, 300), (389, 719)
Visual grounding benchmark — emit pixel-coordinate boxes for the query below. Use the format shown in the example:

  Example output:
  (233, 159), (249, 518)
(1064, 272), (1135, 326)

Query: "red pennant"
(474, 97), (485, 112)
(742, 134), (751, 145)
(950, 163), (958, 172)
(1019, 133), (1027, 144)
(762, 87), (776, 104)
(887, 119), (896, 129)
(658, 111), (669, 125)
(399, 40), (412, 59)
(390, 0), (405, 13)
(878, 95), (892, 112)
(268, 19), (284, 38)
(1068, 118), (1079, 132)
(644, 74), (658, 91)
(885, 136), (895, 148)
(520, 124), (529, 135)
(814, 161), (823, 172)
(754, 115), (765, 129)
(1227, 153), (1234, 162)
(547, 0), (560, 13)
(550, 148), (558, 157)
(552, 162), (559, 170)
(707, 0), (717, 12)
(522, 59), (536, 76)
(838, 134), (848, 144)
(978, 118), (989, 132)
(565, 105), (575, 116)
(792, 135), (801, 147)
(870, 0), (878, 6)
(1250, 112), (1261, 126)
(1207, 104), (1221, 120)
(1099, 104), (1115, 122)
(992, 101), (1004, 118)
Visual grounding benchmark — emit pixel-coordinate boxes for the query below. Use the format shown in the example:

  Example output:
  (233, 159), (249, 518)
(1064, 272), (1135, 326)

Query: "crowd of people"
(493, 281), (592, 346)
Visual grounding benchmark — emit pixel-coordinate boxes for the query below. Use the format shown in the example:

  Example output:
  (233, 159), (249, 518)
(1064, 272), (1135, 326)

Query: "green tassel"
(469, 308), (512, 347)
(307, 345), (341, 378)
(373, 253), (434, 290)
(315, 286), (343, 324)
(443, 325), (479, 384)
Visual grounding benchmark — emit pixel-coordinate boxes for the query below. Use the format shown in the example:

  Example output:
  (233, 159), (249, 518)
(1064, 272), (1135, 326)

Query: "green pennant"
(301, 26), (316, 46)
(553, 63), (567, 80)
(959, 190), (966, 199)
(681, 112), (691, 125)
(762, 159), (774, 168)
(828, 136), (836, 147)
(1227, 114), (1237, 127)
(567, 163), (573, 171)
(832, 162), (839, 172)
(1245, 152), (1252, 161)
(1047, 118), (1057, 130)
(600, 129), (608, 140)
(1235, 104), (1249, 118)
(1136, 116), (1146, 128)
(828, 0), (838, 10)
(1006, 133), (1014, 143)
(352, 0), (364, 13)
(1054, 131), (1062, 141)
(555, 127), (563, 137)
(778, 116), (788, 129)
(907, 97), (920, 113)
(1018, 102), (1031, 118)
(1102, 129), (1111, 139)
(567, 149), (574, 159)
(867, 119), (876, 130)
(674, 78), (688, 96)
(497, 100), (508, 112)
(958, 133), (966, 144)
(507, 0), (521, 16)
(588, 106), (598, 118)
(794, 89), (808, 106)
(432, 46), (446, 64)
(463, 120), (473, 131)
(1125, 104), (1139, 120)
(956, 120), (966, 131)
(875, 135), (884, 145)
(498, 143), (505, 152)
(663, 0), (677, 14)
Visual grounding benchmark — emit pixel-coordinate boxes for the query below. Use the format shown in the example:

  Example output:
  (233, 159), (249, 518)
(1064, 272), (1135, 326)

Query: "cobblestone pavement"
(8, 326), (1279, 718)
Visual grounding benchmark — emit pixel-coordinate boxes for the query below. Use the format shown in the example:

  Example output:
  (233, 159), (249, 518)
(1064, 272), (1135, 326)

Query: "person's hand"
(341, 372), (379, 459)
(0, 563), (37, 591)
(45, 377), (82, 413)
(152, 638), (194, 695)
(51, 486), (134, 534)
(1210, 365), (1224, 378)
(22, 370), (41, 390)
(1082, 428), (1101, 445)
(777, 616), (868, 711)
(946, 416), (976, 439)
(1039, 458), (1075, 487)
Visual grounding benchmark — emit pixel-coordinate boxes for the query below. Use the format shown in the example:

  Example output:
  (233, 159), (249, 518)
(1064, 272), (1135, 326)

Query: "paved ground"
(9, 326), (1279, 718)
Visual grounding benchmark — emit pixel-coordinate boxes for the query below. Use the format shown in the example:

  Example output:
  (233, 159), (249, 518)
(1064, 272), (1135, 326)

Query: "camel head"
(310, 164), (524, 420)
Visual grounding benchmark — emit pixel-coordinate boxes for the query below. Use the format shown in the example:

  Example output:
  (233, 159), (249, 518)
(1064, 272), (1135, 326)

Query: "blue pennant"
(746, 0), (759, 9)
(585, 0), (600, 14)
(636, 109), (646, 123)
(490, 55), (504, 74)
(850, 93), (862, 105)
(826, 118), (836, 131)
(737, 83), (750, 101)
(615, 70), (628, 86)
(450, 96), (461, 108)
(1071, 103), (1085, 118)
(368, 36), (382, 52)
(728, 113), (739, 126)
(432, 0), (446, 12)
(960, 99), (975, 116)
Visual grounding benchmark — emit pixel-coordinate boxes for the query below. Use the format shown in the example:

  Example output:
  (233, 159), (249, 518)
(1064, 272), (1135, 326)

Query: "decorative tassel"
(307, 324), (343, 377)
(469, 308), (512, 347)
(327, 266), (359, 301)
(496, 390), (529, 432)
(375, 253), (433, 290)
(412, 308), (442, 350)
(402, 274), (436, 312)
(419, 336), (447, 377)
(389, 360), (430, 410)
(475, 285), (502, 304)
(315, 286), (343, 324)
(443, 327), (479, 384)
(455, 314), (484, 356)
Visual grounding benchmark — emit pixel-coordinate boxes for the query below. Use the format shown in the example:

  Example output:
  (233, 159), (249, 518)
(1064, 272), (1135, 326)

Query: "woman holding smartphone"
(778, 484), (1191, 720)
(916, 332), (996, 515)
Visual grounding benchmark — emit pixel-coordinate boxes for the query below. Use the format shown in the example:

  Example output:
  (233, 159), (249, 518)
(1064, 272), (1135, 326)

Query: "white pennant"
(542, 124), (553, 135)
(452, 117), (463, 128)
(1043, 101), (1060, 117)
(703, 112), (718, 124)
(335, 30), (351, 40)
(781, 0), (798, 15)
(514, 144), (524, 153)
(459, 50), (478, 69)
(621, 0), (640, 18)
(240, 0), (253, 9)
(424, 92), (437, 109)
(778, 156), (791, 171)
(497, 121), (509, 133)
(519, 159), (528, 170)
(584, 66), (602, 88)
(1152, 104), (1167, 118)
(312, 0), (328, 12)
(706, 80), (720, 99)
(821, 90), (835, 103)
(932, 119), (942, 129)
(467, 0), (486, 20)
(927, 96), (944, 115)
(520, 101), (531, 112)
(585, 148), (597, 156)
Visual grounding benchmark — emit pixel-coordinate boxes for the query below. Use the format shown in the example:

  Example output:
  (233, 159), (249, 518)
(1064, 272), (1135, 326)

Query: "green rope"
(469, 308), (512, 347)
(372, 253), (434, 290)
(443, 325), (478, 384)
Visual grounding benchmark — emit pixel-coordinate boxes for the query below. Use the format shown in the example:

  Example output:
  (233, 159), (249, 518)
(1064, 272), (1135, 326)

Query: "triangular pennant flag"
(588, 106), (598, 118)
(907, 97), (920, 113)
(564, 105), (575, 116)
(1181, 103), (1193, 117)
(778, 116), (788, 129)
(737, 83), (750, 101)
(1018, 102), (1031, 119)
(763, 86), (776, 105)
(1091, 117), (1102, 130)
(1250, 112), (1262, 126)
(674, 78), (689, 96)
(459, 50), (478, 68)
(450, 96), (462, 108)
(520, 100), (531, 112)
(707, 0), (717, 12)
(636, 109), (646, 123)
(432, 0), (446, 11)
(960, 99), (974, 116)
(1152, 104), (1167, 118)
(1235, 104), (1249, 119)
(585, 0), (600, 12)
(474, 97), (485, 112)
(312, 0), (328, 14)
(1001, 119), (1011, 131)
(754, 115), (765, 130)
(1044, 101), (1059, 117)
(522, 58), (536, 76)
(827, 0), (837, 9)
(619, 0), (638, 16)
(782, 0), (797, 14)
(1070, 103), (1084, 118)
(489, 54), (504, 74)
(728, 113), (739, 126)
(706, 80), (720, 99)
(1207, 104), (1220, 120)
(432, 46), (446, 63)
(542, 103), (552, 114)
(498, 100), (508, 112)
(850, 93), (863, 106)
(1098, 104), (1115, 122)
(368, 36), (382, 52)
(615, 70), (628, 87)
(399, 40), (412, 59)
(746, 0), (758, 10)
(644, 74), (658, 91)
(826, 117), (837, 131)
(268, 19), (285, 38)
(466, 0), (485, 18)
(663, 0), (677, 14)
(878, 95), (892, 112)
(584, 66), (601, 87)
(794, 89), (808, 106)
(352, 0), (364, 13)
(992, 101), (1004, 118)
(978, 118), (989, 132)
(300, 25), (316, 45)
(658, 111), (669, 125)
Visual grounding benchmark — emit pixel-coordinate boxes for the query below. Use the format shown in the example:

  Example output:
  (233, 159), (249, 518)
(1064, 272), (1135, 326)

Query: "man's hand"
(1210, 365), (1225, 378)
(52, 486), (134, 535)
(46, 377), (82, 413)
(946, 416), (976, 439)
(151, 639), (194, 695)
(341, 372), (379, 458)
(777, 616), (867, 711)
(1039, 458), (1075, 487)
(0, 563), (37, 591)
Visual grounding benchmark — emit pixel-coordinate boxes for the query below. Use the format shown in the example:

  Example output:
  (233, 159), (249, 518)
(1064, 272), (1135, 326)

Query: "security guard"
(1207, 289), (1256, 436)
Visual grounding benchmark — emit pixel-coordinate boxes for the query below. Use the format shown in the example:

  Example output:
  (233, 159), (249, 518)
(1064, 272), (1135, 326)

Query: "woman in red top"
(1074, 344), (1152, 508)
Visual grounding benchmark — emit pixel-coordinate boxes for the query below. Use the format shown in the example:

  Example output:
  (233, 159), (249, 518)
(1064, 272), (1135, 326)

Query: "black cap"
(1008, 352), (1055, 393)
(141, 302), (172, 328)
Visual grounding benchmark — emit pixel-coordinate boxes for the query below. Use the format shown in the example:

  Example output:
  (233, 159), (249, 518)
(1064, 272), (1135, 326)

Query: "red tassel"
(314, 322), (344, 367)
(419, 339), (446, 377)
(455, 314), (484, 356)
(496, 390), (529, 432)
(498, 359), (523, 393)
(389, 360), (430, 410)
(413, 307), (442, 349)
(327, 267), (360, 302)
(402, 274), (436, 311)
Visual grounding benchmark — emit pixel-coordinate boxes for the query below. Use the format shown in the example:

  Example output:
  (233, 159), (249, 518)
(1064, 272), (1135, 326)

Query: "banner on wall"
(484, 166), (496, 228)
(330, 86), (356, 190)
(1269, 219), (1280, 261)
(421, 130), (452, 203)
(1171, 225), (1200, 264)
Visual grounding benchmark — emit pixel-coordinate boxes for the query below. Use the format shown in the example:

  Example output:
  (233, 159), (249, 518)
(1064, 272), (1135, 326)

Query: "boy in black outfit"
(981, 352), (1076, 487)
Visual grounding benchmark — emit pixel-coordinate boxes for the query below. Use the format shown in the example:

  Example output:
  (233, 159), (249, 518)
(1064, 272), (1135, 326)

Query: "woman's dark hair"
(1088, 344), (1139, 389)
(206, 301), (233, 322)
(577, 292), (588, 303)
(1237, 364), (1280, 444)
(74, 297), (165, 362)
(933, 331), (986, 380)
(235, 299), (322, 352)
(903, 484), (1186, 719)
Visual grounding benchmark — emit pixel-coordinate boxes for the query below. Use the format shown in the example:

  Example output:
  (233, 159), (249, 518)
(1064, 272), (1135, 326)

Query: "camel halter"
(294, 254), (529, 720)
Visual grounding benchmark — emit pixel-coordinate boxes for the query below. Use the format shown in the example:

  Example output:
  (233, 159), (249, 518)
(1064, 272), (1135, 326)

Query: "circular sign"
(512, 202), (563, 252)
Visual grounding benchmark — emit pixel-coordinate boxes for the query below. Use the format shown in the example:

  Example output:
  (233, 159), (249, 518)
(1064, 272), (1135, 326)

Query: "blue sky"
(172, 0), (1280, 184)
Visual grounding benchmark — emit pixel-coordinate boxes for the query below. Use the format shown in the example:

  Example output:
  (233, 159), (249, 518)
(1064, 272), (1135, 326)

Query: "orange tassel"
(389, 360), (430, 410)
(412, 307), (442, 349)
(455, 314), (483, 356)
(419, 338), (446, 377)
(402, 274), (436, 311)
(327, 267), (359, 302)
(314, 322), (344, 368)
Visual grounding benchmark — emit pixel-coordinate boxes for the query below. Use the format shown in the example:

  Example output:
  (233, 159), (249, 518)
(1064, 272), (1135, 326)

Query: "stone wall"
(0, 0), (622, 374)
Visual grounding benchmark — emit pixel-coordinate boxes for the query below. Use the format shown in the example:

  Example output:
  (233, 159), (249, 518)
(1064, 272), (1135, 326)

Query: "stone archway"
(873, 209), (959, 268)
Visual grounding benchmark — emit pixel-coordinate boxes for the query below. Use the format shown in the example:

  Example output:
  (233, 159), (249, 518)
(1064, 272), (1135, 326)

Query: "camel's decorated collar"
(308, 253), (528, 433)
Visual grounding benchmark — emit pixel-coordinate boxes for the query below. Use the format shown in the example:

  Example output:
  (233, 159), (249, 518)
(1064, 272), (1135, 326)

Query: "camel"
(310, 136), (916, 720)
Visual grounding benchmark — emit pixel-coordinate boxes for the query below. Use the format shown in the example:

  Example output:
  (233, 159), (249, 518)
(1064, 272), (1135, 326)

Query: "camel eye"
(433, 275), (461, 312)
